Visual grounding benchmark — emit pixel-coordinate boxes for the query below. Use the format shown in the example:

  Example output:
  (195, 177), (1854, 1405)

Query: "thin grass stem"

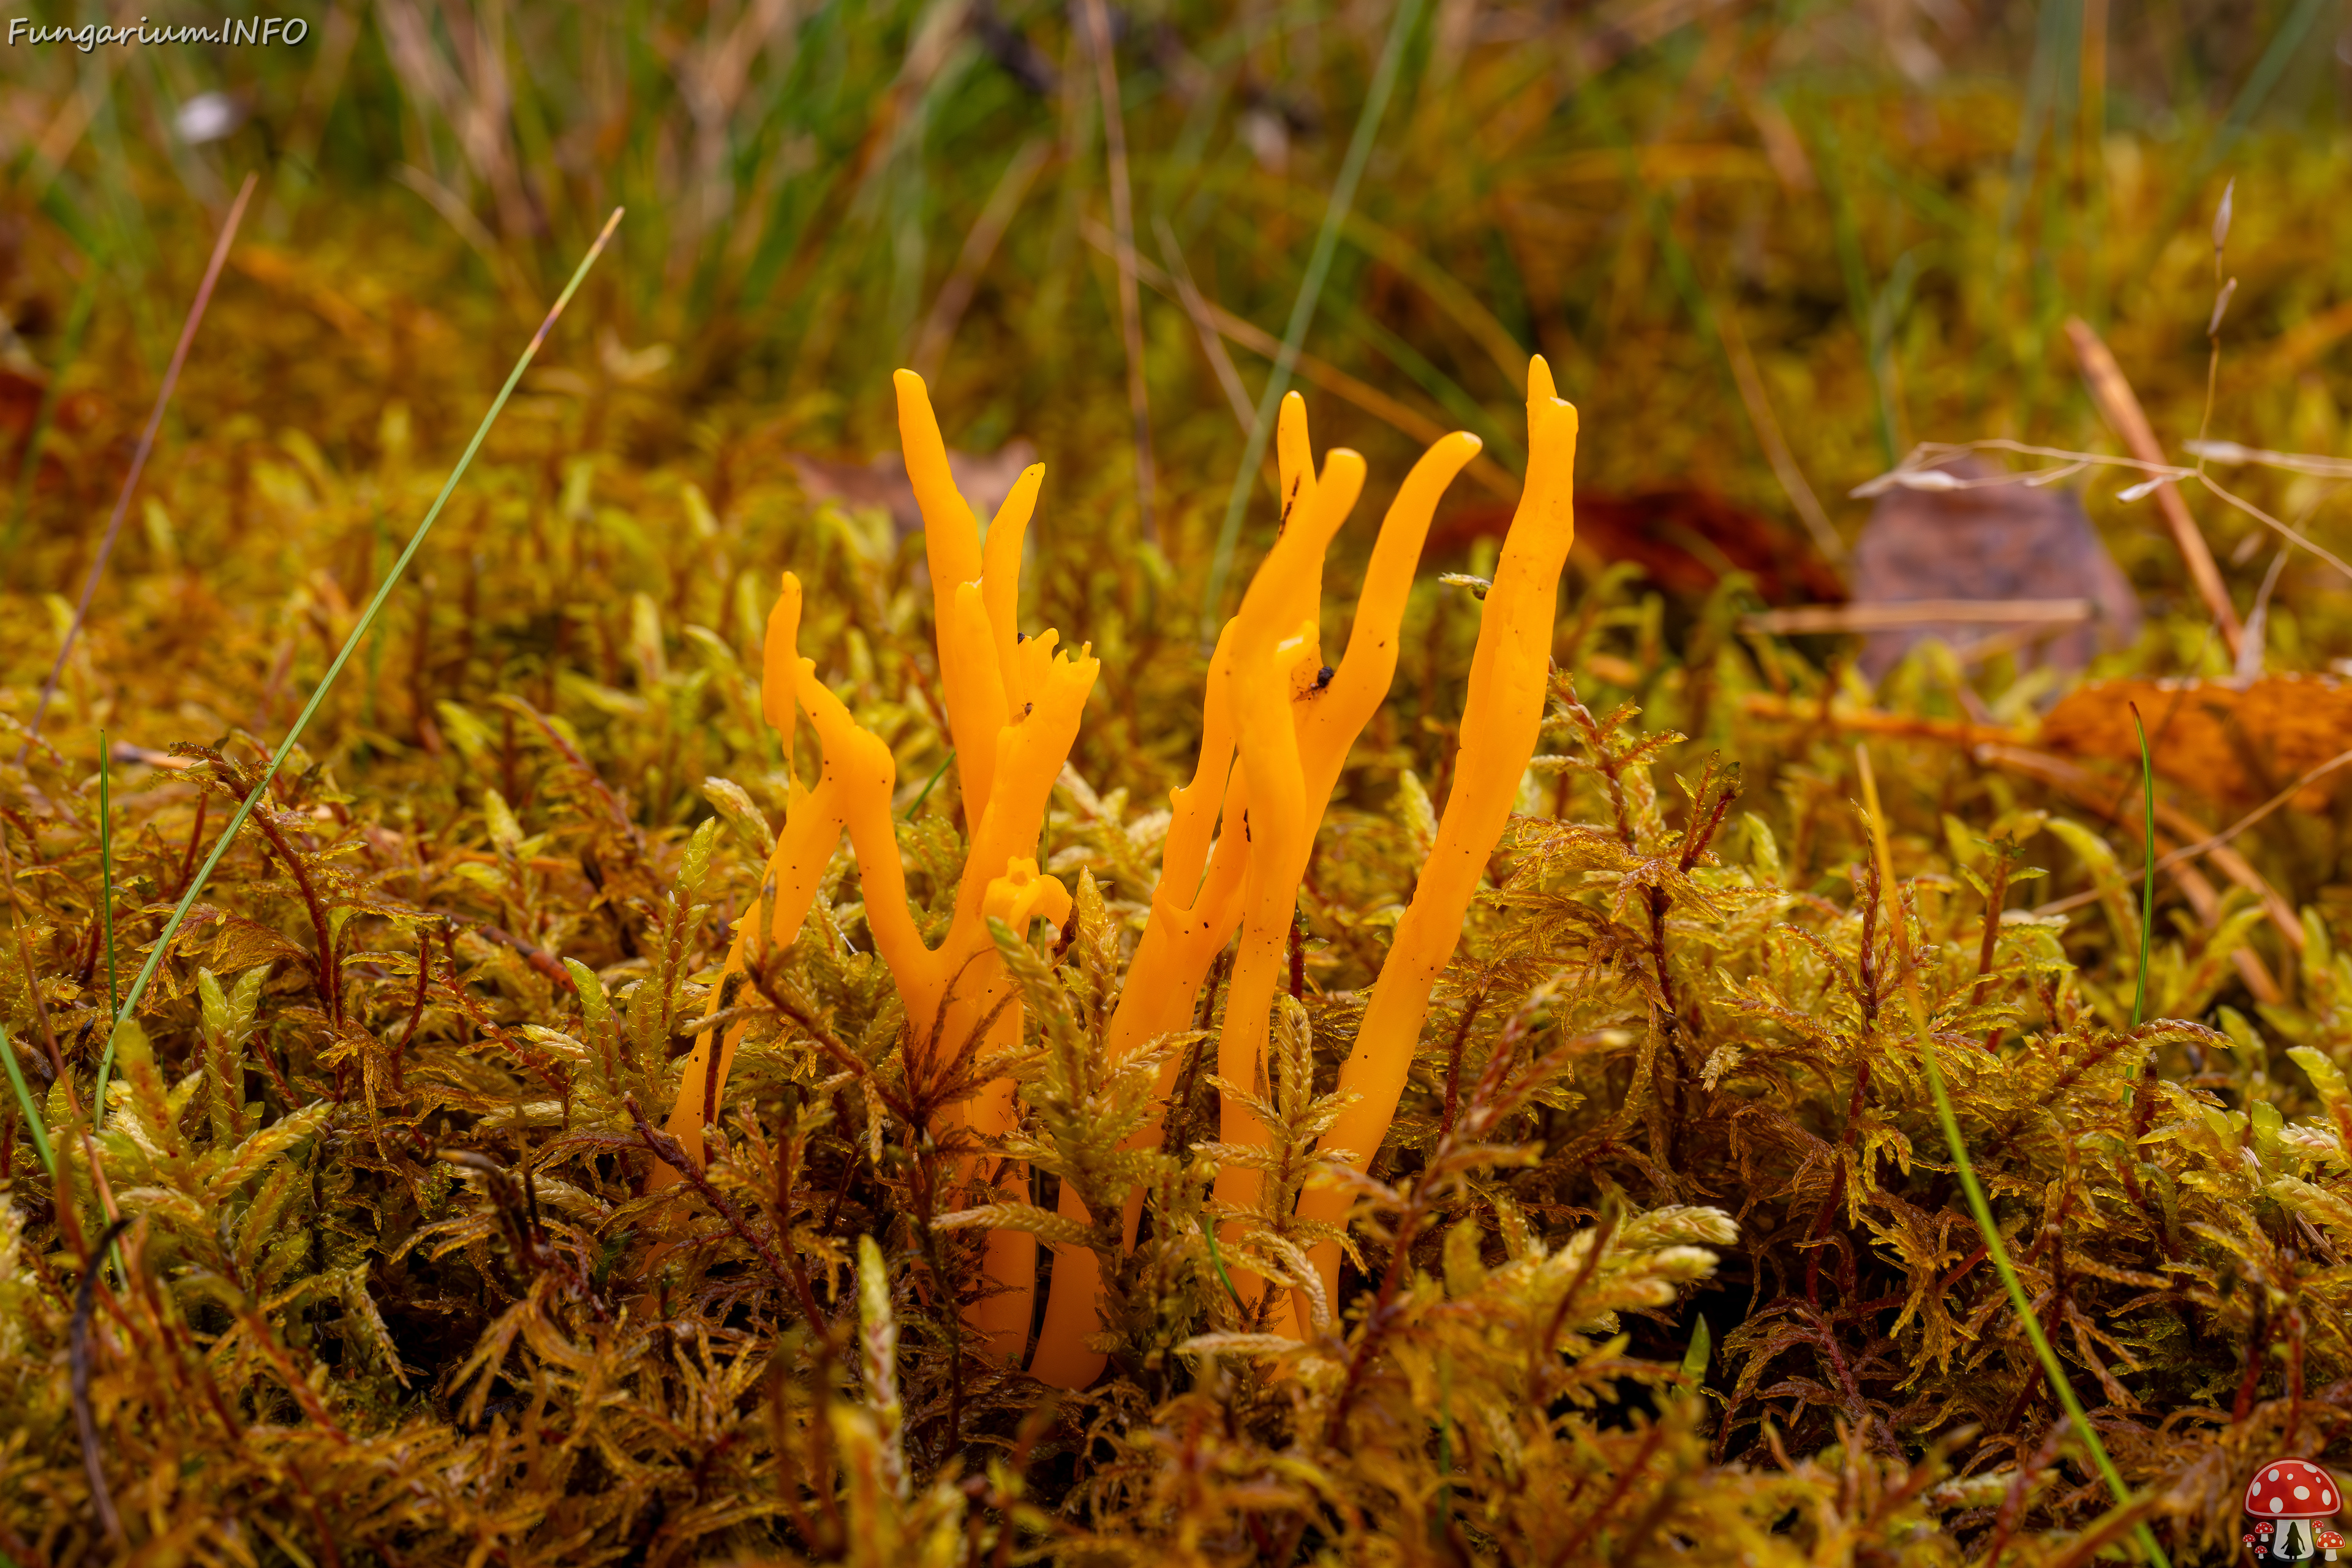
(97, 209), (624, 1075)
(2130, 703), (2155, 1030)
(1200, 1220), (1245, 1313)
(1080, 0), (1156, 545)
(91, 731), (119, 1116)
(904, 748), (956, 820)
(18, 173), (256, 759)
(1, 1023), (55, 1178)
(1855, 744), (2169, 1568)
(1197, 0), (1429, 632)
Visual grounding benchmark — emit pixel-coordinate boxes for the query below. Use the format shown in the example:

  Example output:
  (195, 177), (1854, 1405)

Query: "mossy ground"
(2, 4), (2351, 1563)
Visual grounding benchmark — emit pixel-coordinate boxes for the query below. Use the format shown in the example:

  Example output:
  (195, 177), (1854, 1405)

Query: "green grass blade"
(1197, 0), (1430, 632)
(2201, 0), (2330, 177)
(2, 1022), (56, 1178)
(2126, 0), (2329, 285)
(91, 730), (119, 1117)
(904, 749), (956, 820)
(1339, 298), (1524, 470)
(1201, 1220), (1245, 1313)
(1856, 745), (2169, 1568)
(97, 209), (625, 1076)
(2130, 702), (2155, 1030)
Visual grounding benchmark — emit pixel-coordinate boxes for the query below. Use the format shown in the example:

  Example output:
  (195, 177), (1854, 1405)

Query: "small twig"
(1547, 1418), (1669, 1568)
(0, 824), (74, 1109)
(440, 909), (578, 993)
(1972, 845), (2015, 1053)
(173, 791), (210, 899)
(1717, 298), (1841, 565)
(392, 925), (438, 1091)
(2064, 315), (2243, 660)
(1087, 220), (1518, 508)
(244, 790), (342, 1028)
(2187, 438), (2352, 480)
(21, 174), (257, 758)
(97, 729), (119, 1028)
(1744, 599), (2092, 635)
(740, 947), (921, 1126)
(1, 1023), (55, 1176)
(1856, 437), (2352, 584)
(1, 263), (99, 566)
(493, 693), (648, 869)
(1534, 1205), (1619, 1399)
(1153, 216), (1257, 435)
(1438, 992), (1483, 1137)
(2128, 704), (2157, 1031)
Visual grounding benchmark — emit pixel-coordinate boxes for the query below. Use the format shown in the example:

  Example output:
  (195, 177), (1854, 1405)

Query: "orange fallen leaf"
(2038, 673), (2352, 810)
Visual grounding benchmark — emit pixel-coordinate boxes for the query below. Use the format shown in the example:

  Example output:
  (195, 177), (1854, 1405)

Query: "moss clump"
(5, 186), (2351, 1568)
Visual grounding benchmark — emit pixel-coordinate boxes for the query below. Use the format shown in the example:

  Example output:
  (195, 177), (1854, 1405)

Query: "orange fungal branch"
(667, 361), (1570, 1384)
(659, 372), (1092, 1364)
(1030, 391), (1485, 1384)
(1288, 361), (1578, 1334)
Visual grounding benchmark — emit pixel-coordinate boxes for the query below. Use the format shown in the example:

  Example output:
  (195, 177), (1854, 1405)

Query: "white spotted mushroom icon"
(2245, 1460), (2342, 1561)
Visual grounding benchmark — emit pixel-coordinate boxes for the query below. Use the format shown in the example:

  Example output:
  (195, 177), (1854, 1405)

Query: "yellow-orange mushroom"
(655, 571), (850, 1181)
(669, 362), (1564, 1379)
(660, 372), (1092, 1365)
(1028, 394), (1481, 1385)
(1288, 360), (1578, 1335)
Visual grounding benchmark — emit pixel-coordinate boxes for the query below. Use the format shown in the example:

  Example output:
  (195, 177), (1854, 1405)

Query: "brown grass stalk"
(20, 173), (256, 758)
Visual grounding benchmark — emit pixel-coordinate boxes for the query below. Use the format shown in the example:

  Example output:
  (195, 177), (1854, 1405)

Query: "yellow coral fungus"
(668, 364), (1562, 1379)
(654, 572), (850, 1180)
(1288, 360), (1578, 1333)
(1028, 392), (1483, 1385)
(658, 372), (1093, 1363)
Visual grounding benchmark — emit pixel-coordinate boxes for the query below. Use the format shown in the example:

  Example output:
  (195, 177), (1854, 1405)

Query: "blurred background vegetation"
(0, 0), (2344, 619)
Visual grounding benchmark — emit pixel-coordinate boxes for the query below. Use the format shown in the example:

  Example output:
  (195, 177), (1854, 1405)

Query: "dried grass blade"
(1081, 0), (1155, 545)
(19, 173), (257, 758)
(2063, 315), (2243, 662)
(98, 209), (624, 1066)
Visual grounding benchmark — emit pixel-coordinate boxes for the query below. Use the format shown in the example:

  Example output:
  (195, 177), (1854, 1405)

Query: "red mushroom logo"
(2246, 1460), (2342, 1561)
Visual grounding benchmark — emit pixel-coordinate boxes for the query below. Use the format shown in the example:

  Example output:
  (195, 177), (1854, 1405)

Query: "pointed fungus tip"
(1526, 354), (1559, 404)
